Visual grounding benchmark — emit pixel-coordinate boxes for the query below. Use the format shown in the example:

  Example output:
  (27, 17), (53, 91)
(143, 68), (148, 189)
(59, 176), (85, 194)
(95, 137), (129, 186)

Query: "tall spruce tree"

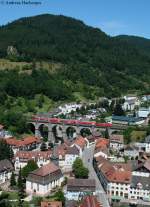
(17, 168), (24, 207)
(10, 171), (16, 187)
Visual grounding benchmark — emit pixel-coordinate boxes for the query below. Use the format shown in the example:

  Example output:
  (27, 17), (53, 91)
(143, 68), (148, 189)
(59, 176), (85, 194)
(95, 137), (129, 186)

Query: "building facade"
(26, 162), (64, 196)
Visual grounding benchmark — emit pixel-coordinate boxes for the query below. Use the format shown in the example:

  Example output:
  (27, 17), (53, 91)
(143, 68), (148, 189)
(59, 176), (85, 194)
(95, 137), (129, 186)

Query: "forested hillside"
(0, 14), (150, 98)
(0, 13), (150, 134)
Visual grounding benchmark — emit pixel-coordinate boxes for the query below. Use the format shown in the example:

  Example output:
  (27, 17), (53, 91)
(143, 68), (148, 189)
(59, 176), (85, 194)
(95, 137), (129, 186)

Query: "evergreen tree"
(0, 140), (14, 161)
(10, 171), (16, 187)
(17, 168), (24, 207)
(113, 103), (125, 116)
(105, 128), (109, 139)
(22, 160), (38, 179)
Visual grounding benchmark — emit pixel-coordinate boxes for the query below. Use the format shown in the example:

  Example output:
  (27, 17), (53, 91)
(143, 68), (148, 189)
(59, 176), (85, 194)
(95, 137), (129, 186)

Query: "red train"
(31, 115), (112, 127)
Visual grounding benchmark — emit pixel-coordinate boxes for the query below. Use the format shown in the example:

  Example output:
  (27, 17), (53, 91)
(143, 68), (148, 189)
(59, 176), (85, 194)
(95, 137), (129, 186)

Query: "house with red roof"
(80, 195), (103, 207)
(14, 150), (52, 170)
(109, 134), (124, 151)
(26, 162), (64, 196)
(71, 136), (88, 156)
(94, 138), (109, 159)
(6, 136), (41, 154)
(94, 155), (132, 201)
(56, 143), (80, 173)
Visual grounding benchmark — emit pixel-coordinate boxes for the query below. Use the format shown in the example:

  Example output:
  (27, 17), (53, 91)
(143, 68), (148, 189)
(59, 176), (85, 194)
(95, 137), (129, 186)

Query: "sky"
(0, 0), (150, 38)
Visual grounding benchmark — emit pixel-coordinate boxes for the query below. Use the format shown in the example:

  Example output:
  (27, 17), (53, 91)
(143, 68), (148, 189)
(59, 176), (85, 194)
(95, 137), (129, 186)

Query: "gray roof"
(131, 175), (150, 190)
(0, 159), (13, 172)
(67, 178), (96, 192)
(112, 115), (144, 123)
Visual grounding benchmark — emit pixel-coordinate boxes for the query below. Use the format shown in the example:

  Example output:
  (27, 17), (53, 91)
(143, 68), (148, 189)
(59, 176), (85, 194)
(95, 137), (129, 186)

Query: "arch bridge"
(28, 115), (112, 143)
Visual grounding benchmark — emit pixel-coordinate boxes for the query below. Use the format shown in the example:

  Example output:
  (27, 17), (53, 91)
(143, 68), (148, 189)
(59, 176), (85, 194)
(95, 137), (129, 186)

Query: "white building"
(123, 95), (140, 111)
(58, 103), (82, 115)
(0, 159), (13, 184)
(60, 145), (80, 172)
(26, 162), (64, 196)
(134, 135), (150, 153)
(95, 155), (150, 202)
(138, 107), (150, 118)
(142, 95), (150, 102)
(130, 160), (150, 200)
(66, 178), (96, 201)
(123, 146), (139, 159)
(14, 150), (52, 170)
(95, 157), (131, 200)
(110, 134), (124, 151)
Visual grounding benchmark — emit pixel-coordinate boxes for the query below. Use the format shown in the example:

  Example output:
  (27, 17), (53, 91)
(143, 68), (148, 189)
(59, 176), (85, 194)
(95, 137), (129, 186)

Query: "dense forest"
(0, 14), (150, 97)
(0, 14), (150, 134)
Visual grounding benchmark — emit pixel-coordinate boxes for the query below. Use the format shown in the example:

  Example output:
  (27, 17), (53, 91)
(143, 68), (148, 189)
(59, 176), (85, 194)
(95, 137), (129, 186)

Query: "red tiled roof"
(15, 150), (52, 160)
(31, 162), (61, 177)
(100, 162), (131, 183)
(41, 201), (62, 207)
(95, 138), (109, 150)
(66, 146), (80, 155)
(110, 134), (124, 144)
(6, 136), (40, 147)
(55, 143), (69, 157)
(98, 157), (131, 184)
(74, 136), (87, 149)
(80, 196), (102, 207)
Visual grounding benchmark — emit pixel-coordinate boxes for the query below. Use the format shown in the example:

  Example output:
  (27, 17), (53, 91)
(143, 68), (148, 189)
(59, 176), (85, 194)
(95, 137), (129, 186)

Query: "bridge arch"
(66, 126), (77, 140)
(80, 128), (92, 137)
(38, 123), (49, 141)
(52, 125), (63, 143)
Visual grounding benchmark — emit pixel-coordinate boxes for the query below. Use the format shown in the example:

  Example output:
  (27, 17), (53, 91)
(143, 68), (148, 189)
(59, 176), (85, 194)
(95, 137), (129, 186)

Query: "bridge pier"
(48, 130), (55, 143)
(62, 128), (67, 141)
(35, 127), (40, 138)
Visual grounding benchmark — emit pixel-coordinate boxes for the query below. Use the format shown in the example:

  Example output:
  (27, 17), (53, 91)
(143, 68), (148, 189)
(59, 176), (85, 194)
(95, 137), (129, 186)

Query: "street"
(82, 144), (110, 207)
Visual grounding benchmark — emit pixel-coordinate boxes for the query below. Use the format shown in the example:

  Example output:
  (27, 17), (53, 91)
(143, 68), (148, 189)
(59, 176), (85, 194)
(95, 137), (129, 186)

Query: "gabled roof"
(30, 162), (61, 177)
(0, 159), (13, 172)
(110, 134), (124, 144)
(73, 136), (87, 149)
(55, 143), (69, 158)
(66, 146), (79, 155)
(15, 150), (52, 160)
(6, 136), (40, 147)
(95, 138), (109, 149)
(80, 196), (103, 207)
(98, 159), (131, 184)
(67, 178), (96, 189)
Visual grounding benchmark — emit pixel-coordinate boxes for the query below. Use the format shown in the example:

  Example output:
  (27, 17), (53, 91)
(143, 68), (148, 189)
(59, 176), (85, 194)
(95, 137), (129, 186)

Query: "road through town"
(82, 145), (110, 207)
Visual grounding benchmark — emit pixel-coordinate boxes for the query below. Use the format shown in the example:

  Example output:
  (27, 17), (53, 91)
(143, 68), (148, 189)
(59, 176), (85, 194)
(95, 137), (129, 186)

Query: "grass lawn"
(131, 130), (146, 142)
(7, 191), (19, 200)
